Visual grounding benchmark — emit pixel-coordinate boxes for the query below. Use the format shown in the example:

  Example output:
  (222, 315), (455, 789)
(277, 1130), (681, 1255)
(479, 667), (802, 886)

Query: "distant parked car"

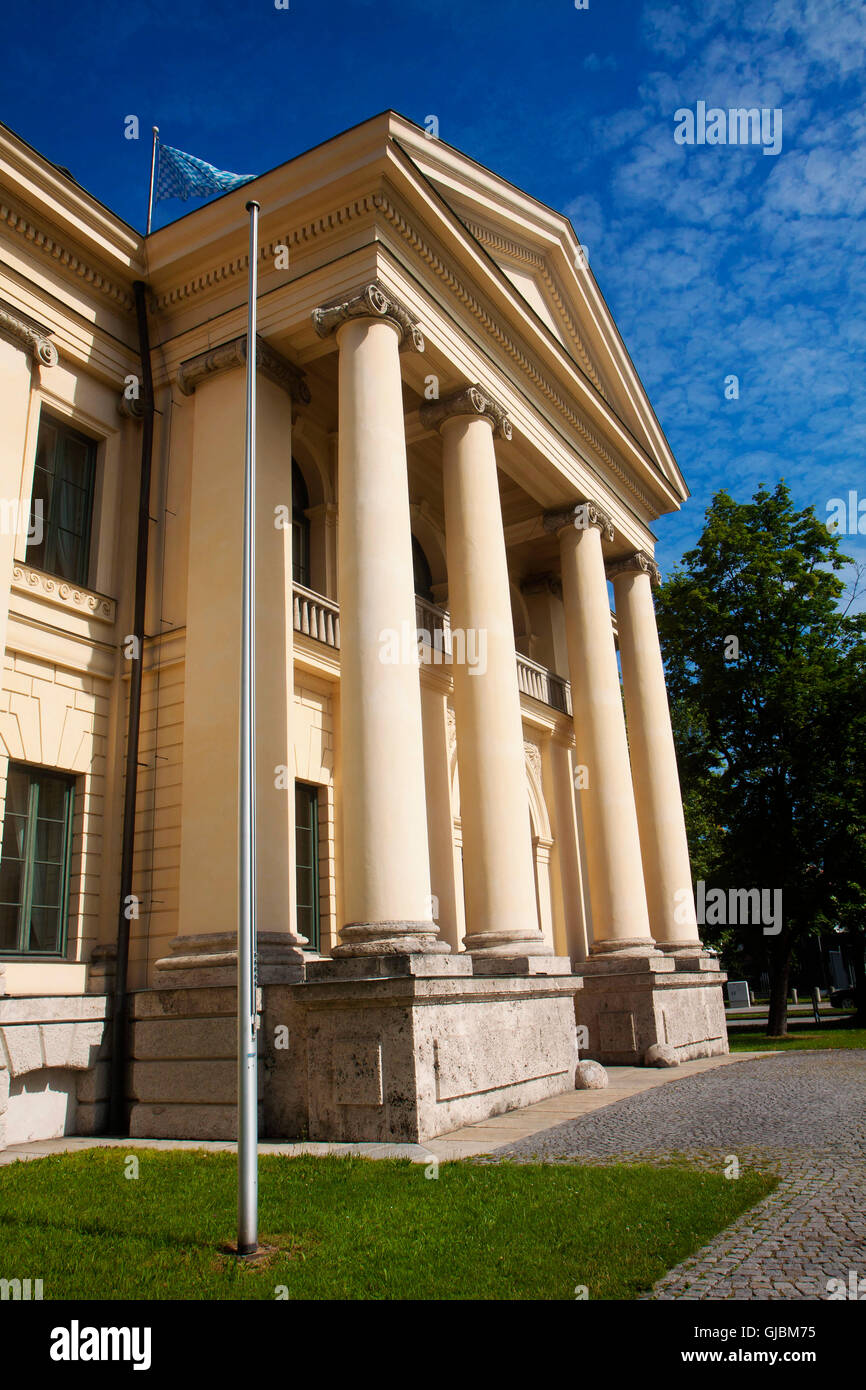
(829, 987), (857, 1010)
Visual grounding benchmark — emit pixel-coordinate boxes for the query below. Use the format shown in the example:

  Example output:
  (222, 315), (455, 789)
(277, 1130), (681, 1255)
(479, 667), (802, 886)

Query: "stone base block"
(130, 1102), (262, 1142)
(296, 955), (581, 1143)
(575, 954), (728, 1065)
(127, 976), (310, 1142)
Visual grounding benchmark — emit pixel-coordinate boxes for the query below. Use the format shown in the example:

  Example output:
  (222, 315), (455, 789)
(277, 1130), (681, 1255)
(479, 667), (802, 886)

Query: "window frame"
(294, 780), (320, 953)
(27, 411), (98, 589)
(0, 763), (76, 958)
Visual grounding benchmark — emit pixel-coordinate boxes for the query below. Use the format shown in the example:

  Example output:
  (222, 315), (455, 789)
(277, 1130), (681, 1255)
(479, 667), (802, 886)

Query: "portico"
(0, 110), (726, 1154)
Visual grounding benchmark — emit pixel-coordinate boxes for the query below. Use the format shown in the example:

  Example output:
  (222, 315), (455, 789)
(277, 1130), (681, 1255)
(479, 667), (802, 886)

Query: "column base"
(333, 921), (450, 957)
(574, 953), (728, 1066)
(464, 930), (553, 957)
(152, 931), (308, 988)
(296, 953), (582, 1142)
(589, 938), (659, 957)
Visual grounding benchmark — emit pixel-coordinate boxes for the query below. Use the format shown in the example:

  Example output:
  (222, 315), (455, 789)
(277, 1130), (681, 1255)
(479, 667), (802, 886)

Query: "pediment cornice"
(459, 214), (608, 402)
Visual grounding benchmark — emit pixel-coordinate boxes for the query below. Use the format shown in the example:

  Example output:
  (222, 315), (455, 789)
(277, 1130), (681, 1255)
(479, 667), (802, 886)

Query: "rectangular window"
(295, 781), (320, 953)
(0, 764), (75, 956)
(26, 414), (97, 587)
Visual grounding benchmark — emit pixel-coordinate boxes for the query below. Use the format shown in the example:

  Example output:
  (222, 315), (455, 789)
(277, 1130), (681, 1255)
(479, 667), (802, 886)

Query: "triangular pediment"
(387, 116), (686, 500)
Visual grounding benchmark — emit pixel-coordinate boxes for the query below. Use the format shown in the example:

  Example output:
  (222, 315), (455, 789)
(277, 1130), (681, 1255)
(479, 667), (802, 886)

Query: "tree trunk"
(766, 937), (792, 1036)
(851, 931), (866, 1026)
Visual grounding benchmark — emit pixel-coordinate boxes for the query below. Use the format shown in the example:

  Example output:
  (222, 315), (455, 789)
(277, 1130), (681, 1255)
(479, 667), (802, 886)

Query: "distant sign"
(727, 981), (751, 1007)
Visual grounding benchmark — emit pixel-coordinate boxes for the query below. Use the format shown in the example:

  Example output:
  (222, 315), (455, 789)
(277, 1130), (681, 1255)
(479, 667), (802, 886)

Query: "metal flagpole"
(146, 127), (159, 235)
(237, 198), (260, 1257)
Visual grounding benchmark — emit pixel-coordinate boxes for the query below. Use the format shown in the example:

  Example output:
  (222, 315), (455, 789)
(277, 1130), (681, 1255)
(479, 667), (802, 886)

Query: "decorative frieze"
(606, 550), (661, 585)
(176, 334), (310, 403)
(419, 384), (512, 440)
(312, 282), (425, 353)
(0, 298), (58, 366)
(11, 563), (115, 623)
(543, 502), (615, 543)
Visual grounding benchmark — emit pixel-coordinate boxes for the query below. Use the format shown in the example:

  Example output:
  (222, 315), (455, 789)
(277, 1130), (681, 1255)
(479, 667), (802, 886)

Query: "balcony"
(292, 585), (572, 716)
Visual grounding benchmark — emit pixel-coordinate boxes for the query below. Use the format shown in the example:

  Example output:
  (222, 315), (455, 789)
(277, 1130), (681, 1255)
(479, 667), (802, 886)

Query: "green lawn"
(729, 1023), (866, 1051)
(0, 1148), (775, 1301)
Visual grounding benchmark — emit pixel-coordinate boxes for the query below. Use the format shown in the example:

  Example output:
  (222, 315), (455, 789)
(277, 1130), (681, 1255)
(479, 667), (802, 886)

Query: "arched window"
(292, 459), (311, 588)
(412, 535), (434, 602)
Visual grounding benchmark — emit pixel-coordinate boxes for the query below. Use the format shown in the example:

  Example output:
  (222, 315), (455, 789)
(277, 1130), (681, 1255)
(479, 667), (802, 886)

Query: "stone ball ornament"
(575, 1059), (609, 1089)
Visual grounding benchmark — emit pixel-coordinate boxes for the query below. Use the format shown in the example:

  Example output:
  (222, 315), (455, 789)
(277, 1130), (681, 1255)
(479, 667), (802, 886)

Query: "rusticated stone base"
(0, 994), (111, 1147)
(574, 952), (728, 1066)
(296, 954), (582, 1143)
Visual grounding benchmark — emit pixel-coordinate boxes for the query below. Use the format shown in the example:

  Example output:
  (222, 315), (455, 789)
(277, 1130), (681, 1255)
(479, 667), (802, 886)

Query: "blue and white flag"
(155, 142), (256, 203)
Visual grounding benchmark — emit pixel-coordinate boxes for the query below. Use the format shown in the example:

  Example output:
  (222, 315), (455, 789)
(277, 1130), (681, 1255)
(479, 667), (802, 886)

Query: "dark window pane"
(36, 776), (67, 821)
(34, 818), (65, 863)
(30, 860), (63, 909)
(0, 904), (19, 951)
(28, 905), (61, 953)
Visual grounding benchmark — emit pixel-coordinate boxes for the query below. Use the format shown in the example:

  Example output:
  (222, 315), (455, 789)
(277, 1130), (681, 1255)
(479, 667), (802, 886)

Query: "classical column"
(313, 283), (445, 955)
(609, 552), (702, 951)
(422, 386), (549, 956)
(545, 503), (655, 954)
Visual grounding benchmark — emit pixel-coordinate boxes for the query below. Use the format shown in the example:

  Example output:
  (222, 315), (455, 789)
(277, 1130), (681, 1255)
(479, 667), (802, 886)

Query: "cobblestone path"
(491, 1051), (866, 1300)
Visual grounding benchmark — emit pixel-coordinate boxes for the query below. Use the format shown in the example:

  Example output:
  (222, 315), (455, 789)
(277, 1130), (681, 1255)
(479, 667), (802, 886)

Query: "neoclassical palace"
(0, 112), (725, 1148)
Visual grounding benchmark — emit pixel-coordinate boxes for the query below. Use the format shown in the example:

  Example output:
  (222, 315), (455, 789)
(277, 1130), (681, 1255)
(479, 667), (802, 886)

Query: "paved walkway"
(491, 1050), (866, 1301)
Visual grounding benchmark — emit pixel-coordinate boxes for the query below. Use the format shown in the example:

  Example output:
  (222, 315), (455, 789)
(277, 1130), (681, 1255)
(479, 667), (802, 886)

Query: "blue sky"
(3, 0), (864, 602)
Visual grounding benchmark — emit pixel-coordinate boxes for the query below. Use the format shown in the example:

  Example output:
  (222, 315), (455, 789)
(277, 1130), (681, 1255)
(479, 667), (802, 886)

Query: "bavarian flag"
(155, 141), (256, 203)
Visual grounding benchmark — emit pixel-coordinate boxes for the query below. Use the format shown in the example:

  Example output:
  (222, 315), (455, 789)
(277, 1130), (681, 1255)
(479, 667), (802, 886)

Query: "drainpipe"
(108, 279), (154, 1134)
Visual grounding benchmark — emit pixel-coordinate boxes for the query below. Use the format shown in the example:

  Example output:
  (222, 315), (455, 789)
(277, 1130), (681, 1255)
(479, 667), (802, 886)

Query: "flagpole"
(237, 198), (260, 1257)
(146, 127), (159, 235)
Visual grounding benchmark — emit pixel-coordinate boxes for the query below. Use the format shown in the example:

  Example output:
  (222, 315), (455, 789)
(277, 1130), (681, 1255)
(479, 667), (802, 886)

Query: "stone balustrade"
(292, 584), (572, 715)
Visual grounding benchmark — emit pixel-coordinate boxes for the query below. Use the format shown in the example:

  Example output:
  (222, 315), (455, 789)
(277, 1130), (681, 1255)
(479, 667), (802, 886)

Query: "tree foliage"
(654, 482), (866, 1034)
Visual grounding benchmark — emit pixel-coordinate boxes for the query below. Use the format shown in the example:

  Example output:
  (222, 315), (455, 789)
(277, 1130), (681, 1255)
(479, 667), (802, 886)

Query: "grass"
(729, 1022), (866, 1052)
(0, 1148), (775, 1301)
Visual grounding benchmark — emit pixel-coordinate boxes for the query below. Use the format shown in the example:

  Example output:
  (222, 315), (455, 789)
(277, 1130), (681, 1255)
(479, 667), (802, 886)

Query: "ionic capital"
(543, 501), (614, 542)
(312, 282), (424, 353)
(419, 383), (512, 440)
(0, 298), (59, 366)
(606, 550), (661, 585)
(176, 334), (310, 404)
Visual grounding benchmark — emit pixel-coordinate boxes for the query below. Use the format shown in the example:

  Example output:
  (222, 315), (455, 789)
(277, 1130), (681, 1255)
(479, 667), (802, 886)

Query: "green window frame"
(0, 764), (76, 957)
(295, 781), (320, 953)
(26, 413), (97, 588)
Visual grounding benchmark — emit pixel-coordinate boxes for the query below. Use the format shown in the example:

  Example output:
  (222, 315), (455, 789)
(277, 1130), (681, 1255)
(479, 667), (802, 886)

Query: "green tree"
(655, 482), (866, 1035)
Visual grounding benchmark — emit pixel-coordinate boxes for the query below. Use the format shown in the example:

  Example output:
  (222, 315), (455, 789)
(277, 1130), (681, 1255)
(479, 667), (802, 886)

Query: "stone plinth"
(129, 934), (309, 1141)
(296, 955), (581, 1143)
(574, 953), (728, 1065)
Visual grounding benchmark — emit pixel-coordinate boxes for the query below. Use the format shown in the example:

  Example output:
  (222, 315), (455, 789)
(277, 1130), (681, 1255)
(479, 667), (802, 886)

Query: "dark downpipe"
(108, 279), (155, 1134)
